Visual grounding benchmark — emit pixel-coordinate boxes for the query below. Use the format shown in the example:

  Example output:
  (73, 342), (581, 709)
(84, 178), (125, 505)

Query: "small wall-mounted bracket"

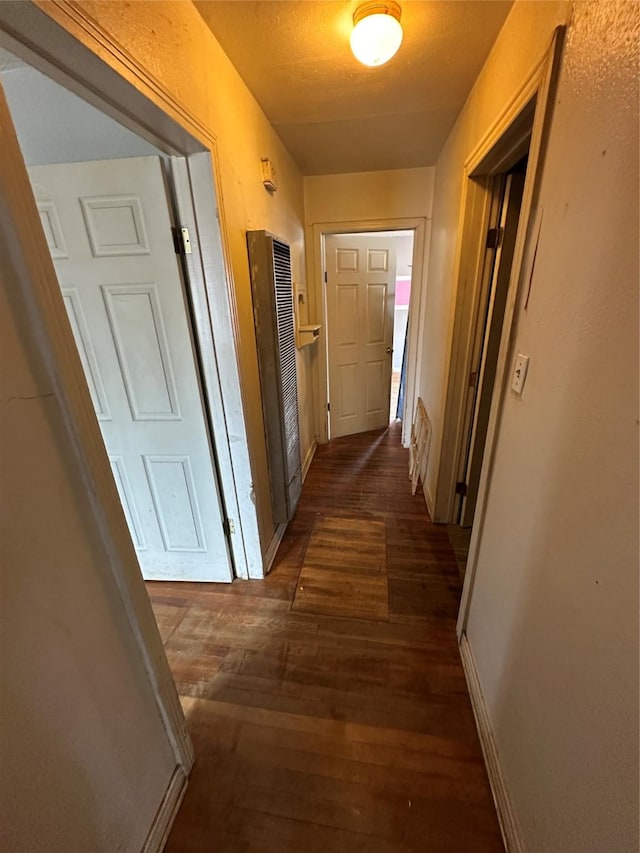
(297, 324), (321, 348)
(261, 158), (278, 192)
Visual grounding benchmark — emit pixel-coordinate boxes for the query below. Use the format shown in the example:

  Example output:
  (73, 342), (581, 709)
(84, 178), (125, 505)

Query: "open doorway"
(457, 160), (527, 529)
(322, 229), (415, 440)
(1, 46), (234, 583)
(430, 86), (540, 583)
(446, 160), (528, 576)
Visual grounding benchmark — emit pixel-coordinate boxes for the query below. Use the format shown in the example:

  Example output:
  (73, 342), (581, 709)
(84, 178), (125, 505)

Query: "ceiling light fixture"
(350, 1), (403, 68)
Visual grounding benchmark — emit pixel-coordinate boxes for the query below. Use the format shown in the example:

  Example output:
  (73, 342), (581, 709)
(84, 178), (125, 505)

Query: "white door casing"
(29, 156), (233, 582)
(325, 234), (397, 438)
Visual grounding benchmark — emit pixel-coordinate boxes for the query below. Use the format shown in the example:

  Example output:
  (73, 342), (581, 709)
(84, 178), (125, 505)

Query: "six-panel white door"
(325, 234), (397, 438)
(29, 156), (233, 582)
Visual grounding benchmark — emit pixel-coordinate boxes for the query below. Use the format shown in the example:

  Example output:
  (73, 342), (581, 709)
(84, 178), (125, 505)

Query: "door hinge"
(324, 270), (327, 284)
(223, 518), (235, 536)
(486, 226), (504, 250)
(469, 370), (478, 388)
(327, 402), (331, 412)
(455, 481), (468, 496)
(172, 225), (192, 255)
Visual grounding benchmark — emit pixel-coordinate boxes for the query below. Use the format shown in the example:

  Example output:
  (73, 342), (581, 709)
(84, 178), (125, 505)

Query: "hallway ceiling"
(195, 0), (512, 176)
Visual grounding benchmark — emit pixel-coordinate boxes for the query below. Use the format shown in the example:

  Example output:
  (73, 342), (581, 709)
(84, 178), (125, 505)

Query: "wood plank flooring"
(148, 424), (503, 853)
(292, 516), (388, 620)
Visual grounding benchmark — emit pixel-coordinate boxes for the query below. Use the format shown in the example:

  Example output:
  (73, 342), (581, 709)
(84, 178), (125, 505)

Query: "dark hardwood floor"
(148, 423), (503, 852)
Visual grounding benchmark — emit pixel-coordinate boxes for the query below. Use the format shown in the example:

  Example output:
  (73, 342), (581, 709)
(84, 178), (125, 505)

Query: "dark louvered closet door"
(246, 229), (302, 524)
(272, 239), (301, 499)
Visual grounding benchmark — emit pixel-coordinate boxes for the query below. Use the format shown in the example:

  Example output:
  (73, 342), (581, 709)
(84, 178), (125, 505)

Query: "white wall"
(394, 233), (414, 276)
(0, 131), (176, 850)
(29, 0), (313, 560)
(1, 62), (162, 164)
(424, 1), (639, 850)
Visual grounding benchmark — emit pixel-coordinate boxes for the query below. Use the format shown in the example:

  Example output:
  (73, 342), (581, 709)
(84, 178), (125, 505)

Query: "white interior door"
(29, 156), (233, 582)
(325, 234), (397, 438)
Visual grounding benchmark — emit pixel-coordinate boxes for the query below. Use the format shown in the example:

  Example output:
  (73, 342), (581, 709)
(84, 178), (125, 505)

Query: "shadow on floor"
(148, 423), (503, 853)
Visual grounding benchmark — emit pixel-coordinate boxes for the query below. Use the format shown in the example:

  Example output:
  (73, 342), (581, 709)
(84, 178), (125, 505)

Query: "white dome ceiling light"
(350, 1), (403, 68)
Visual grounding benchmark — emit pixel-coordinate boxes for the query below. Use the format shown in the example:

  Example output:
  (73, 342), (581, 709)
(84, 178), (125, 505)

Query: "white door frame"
(0, 0), (262, 794)
(310, 217), (429, 448)
(170, 155), (262, 579)
(455, 27), (566, 637)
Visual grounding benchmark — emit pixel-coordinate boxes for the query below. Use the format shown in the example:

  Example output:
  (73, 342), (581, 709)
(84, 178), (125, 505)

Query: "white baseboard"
(142, 767), (188, 853)
(263, 521), (288, 574)
(302, 439), (317, 481)
(459, 634), (524, 853)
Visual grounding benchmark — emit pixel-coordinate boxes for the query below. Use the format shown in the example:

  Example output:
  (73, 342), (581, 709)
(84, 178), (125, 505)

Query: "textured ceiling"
(195, 0), (513, 175)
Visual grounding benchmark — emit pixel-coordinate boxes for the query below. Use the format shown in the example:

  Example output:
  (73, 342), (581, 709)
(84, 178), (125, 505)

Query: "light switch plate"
(511, 353), (529, 396)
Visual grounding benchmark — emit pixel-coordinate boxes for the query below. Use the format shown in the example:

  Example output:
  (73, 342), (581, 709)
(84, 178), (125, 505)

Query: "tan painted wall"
(304, 167), (434, 225)
(39, 0), (312, 556)
(0, 160), (176, 850)
(425, 1), (639, 849)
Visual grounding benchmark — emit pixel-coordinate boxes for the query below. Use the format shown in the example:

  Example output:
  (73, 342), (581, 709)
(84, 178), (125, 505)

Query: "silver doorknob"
(386, 347), (393, 354)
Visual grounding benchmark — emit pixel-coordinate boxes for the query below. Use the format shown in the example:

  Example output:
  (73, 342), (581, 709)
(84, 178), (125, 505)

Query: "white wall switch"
(511, 353), (530, 396)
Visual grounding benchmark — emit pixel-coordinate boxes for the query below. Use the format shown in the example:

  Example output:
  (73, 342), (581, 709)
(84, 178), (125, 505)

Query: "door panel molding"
(366, 282), (388, 345)
(62, 288), (111, 419)
(110, 455), (147, 550)
(102, 282), (182, 421)
(81, 194), (150, 257)
(37, 199), (68, 257)
(143, 455), (207, 553)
